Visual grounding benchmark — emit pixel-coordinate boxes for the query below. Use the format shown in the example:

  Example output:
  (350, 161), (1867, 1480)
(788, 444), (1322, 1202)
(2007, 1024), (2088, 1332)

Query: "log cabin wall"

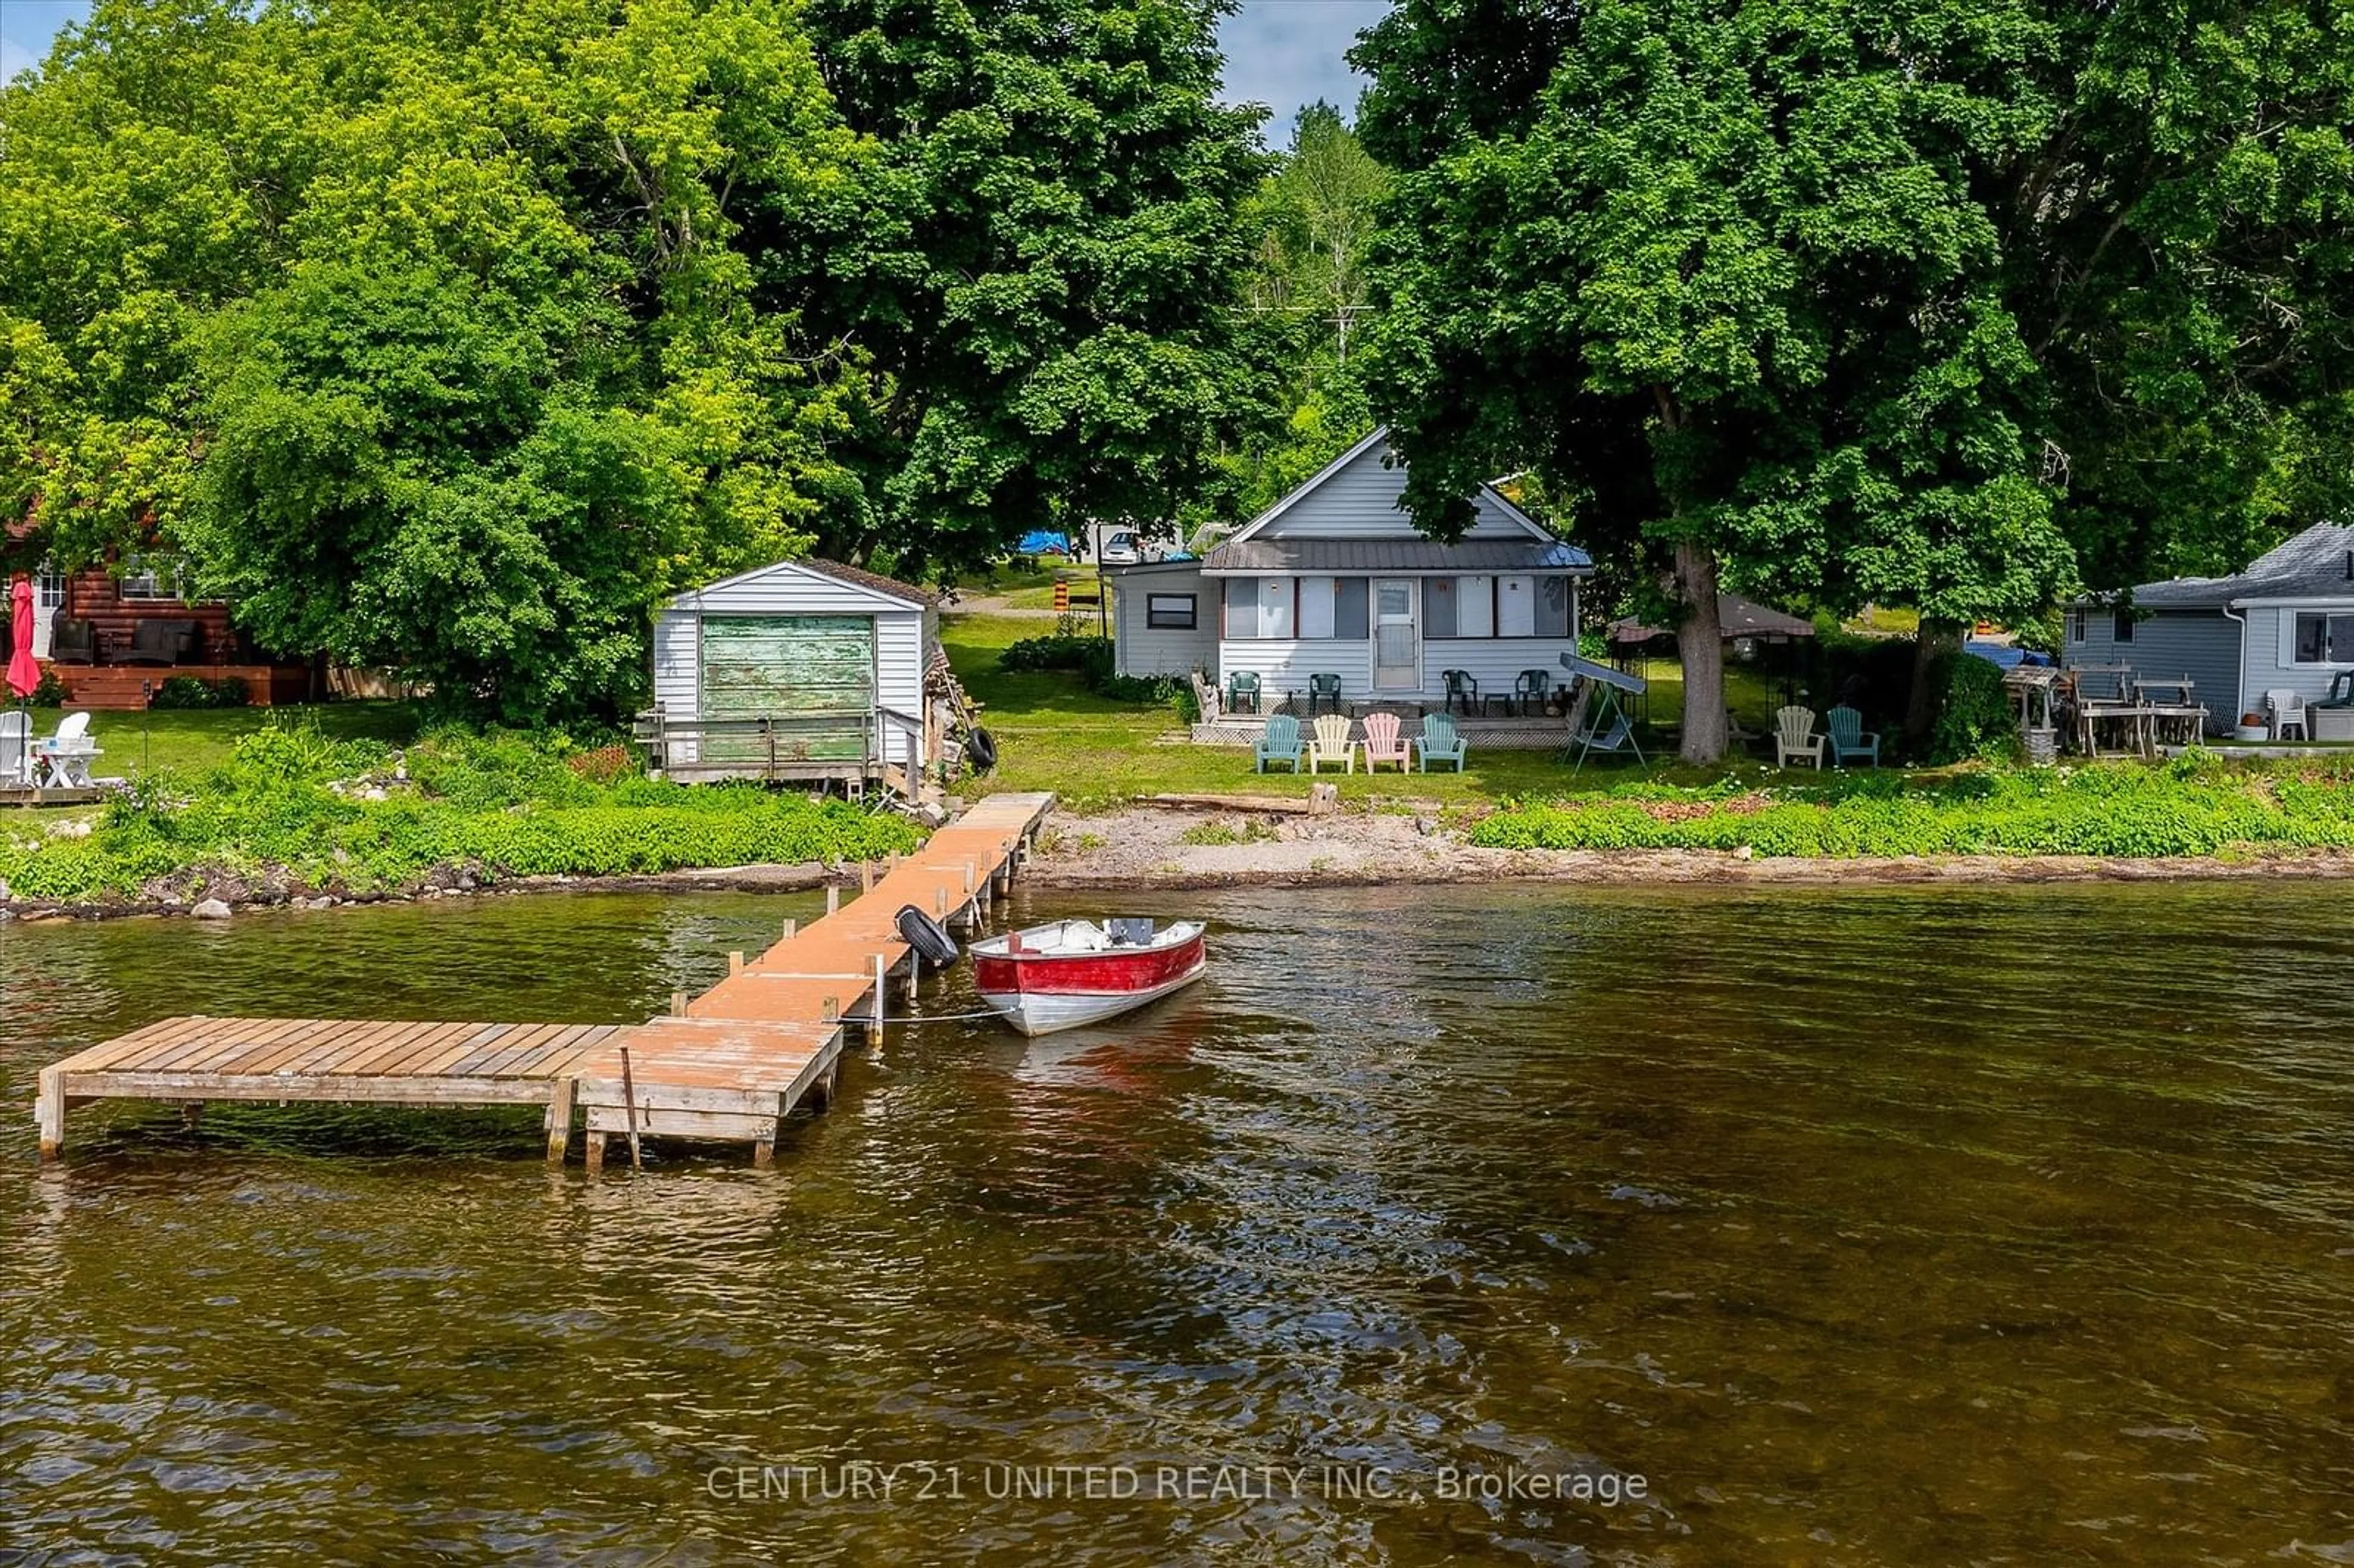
(59, 567), (238, 661)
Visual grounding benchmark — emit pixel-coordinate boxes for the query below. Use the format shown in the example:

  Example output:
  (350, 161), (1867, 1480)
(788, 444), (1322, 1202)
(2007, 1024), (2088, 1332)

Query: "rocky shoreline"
(9, 804), (2352, 923)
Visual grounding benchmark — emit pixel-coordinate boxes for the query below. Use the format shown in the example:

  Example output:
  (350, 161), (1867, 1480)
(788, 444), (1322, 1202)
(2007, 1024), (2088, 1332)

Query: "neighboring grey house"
(647, 558), (940, 778)
(2064, 522), (2354, 733)
(1108, 427), (1593, 706)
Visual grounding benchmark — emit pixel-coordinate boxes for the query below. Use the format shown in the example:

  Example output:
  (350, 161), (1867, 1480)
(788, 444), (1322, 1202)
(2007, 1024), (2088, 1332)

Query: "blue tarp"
(1015, 530), (1071, 556)
(1963, 640), (2052, 670)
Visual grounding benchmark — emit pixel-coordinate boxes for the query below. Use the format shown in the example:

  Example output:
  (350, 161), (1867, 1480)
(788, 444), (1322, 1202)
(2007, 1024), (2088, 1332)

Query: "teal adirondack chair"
(1416, 712), (1468, 772)
(1826, 705), (1880, 767)
(1254, 714), (1305, 772)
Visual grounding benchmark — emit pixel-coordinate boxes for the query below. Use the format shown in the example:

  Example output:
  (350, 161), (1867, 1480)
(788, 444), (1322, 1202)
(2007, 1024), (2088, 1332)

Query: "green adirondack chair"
(1254, 714), (1305, 772)
(1416, 712), (1468, 772)
(1825, 705), (1880, 766)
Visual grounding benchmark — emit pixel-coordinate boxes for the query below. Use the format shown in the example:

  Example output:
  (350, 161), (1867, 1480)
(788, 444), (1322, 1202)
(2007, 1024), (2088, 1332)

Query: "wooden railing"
(634, 705), (927, 782)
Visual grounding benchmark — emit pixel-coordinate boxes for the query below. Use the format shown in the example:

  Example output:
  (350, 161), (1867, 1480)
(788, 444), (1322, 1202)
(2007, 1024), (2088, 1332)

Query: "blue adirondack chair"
(1254, 714), (1305, 772)
(1416, 712), (1468, 772)
(1826, 705), (1880, 767)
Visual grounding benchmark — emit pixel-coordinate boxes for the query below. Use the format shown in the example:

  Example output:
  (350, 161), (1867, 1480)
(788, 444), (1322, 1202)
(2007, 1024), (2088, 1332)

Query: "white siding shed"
(648, 558), (940, 778)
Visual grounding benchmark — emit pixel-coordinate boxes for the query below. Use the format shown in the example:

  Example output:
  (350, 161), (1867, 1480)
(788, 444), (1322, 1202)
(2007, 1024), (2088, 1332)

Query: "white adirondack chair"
(1774, 705), (1824, 769)
(1306, 713), (1355, 774)
(37, 710), (102, 786)
(0, 710), (31, 787)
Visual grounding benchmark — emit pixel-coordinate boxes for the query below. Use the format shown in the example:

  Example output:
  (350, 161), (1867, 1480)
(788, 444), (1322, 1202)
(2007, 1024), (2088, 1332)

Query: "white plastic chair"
(2266, 688), (2309, 742)
(1774, 705), (1824, 768)
(0, 710), (31, 787)
(37, 710), (101, 786)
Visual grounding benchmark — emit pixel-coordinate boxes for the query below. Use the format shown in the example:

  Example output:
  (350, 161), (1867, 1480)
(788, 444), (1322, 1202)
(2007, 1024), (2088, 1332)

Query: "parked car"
(1099, 530), (1143, 565)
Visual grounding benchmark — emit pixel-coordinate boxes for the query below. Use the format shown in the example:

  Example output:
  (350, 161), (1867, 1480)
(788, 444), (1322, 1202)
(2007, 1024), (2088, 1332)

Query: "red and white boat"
(969, 917), (1208, 1036)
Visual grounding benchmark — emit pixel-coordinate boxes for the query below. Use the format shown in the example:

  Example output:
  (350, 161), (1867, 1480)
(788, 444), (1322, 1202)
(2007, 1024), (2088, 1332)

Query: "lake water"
(2, 883), (2352, 1564)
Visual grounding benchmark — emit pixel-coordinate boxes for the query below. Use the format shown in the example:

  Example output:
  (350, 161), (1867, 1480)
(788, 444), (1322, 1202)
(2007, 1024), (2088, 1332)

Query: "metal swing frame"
(1559, 653), (1649, 774)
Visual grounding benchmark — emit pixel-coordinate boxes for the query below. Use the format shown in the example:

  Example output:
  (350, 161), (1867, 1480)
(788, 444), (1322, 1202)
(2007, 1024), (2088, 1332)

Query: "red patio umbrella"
(7, 577), (39, 701)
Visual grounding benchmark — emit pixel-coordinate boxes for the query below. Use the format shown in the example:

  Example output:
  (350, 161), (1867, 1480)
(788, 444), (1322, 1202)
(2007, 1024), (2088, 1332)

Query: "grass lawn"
(17, 701), (424, 778)
(941, 612), (1769, 811)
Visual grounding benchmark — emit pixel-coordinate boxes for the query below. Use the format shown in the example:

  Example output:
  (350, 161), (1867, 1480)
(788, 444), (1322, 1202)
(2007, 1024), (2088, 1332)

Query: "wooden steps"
(31, 791), (1058, 1167)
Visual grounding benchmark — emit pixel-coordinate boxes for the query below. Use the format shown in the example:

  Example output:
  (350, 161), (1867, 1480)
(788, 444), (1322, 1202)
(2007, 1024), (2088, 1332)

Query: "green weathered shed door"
(699, 614), (875, 763)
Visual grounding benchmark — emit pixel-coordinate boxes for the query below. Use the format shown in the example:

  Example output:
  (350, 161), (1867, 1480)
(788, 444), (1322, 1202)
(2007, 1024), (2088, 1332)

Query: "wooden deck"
(32, 791), (1057, 1168)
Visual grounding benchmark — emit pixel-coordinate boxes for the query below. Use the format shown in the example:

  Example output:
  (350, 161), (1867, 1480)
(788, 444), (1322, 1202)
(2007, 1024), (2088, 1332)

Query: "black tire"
(895, 904), (960, 970)
(965, 726), (998, 774)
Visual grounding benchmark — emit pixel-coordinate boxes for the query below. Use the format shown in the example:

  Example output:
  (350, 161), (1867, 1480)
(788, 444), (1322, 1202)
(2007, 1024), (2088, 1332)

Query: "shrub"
(1468, 761), (2354, 860)
(1000, 632), (1111, 676)
(0, 723), (926, 904)
(30, 669), (67, 706)
(1926, 651), (2017, 764)
(148, 674), (249, 709)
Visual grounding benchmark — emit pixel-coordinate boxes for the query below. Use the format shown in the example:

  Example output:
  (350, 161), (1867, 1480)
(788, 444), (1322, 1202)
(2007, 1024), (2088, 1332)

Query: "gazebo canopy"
(1608, 592), (1817, 645)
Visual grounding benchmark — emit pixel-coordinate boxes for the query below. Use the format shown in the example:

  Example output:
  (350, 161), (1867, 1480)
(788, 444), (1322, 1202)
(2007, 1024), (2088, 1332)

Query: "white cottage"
(1110, 427), (1593, 709)
(646, 558), (941, 781)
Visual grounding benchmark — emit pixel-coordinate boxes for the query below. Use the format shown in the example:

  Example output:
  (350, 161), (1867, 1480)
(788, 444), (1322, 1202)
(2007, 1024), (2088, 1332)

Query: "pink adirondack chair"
(1361, 710), (1410, 771)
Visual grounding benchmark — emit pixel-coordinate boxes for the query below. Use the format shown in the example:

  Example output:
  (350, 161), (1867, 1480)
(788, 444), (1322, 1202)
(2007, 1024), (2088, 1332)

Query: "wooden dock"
(32, 791), (1057, 1168)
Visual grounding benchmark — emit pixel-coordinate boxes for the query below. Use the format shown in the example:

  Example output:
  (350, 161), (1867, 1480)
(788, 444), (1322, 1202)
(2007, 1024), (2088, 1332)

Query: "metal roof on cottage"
(2105, 522), (2354, 609)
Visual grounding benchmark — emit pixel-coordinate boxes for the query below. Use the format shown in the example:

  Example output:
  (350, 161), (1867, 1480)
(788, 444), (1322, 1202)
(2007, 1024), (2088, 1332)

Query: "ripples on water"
(2, 884), (2352, 1564)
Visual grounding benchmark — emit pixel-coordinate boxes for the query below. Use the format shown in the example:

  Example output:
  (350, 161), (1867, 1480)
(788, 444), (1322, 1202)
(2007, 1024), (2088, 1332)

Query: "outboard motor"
(1107, 917), (1156, 946)
(896, 904), (961, 970)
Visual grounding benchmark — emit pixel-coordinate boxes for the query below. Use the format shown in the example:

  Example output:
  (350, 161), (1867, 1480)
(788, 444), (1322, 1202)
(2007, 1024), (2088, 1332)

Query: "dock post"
(584, 1130), (608, 1175)
(671, 990), (689, 1019)
(826, 885), (840, 917)
(860, 861), (874, 894)
(544, 1083), (574, 1165)
(782, 918), (797, 942)
(729, 950), (745, 976)
(872, 953), (886, 1050)
(35, 1067), (63, 1163)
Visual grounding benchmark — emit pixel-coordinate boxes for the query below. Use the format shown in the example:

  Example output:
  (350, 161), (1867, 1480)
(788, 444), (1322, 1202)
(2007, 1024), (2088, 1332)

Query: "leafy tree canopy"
(0, 0), (1265, 719)
(1357, 0), (2354, 759)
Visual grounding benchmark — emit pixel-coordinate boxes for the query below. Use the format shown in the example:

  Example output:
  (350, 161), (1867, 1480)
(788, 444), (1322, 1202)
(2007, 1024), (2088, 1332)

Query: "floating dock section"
(33, 792), (1057, 1167)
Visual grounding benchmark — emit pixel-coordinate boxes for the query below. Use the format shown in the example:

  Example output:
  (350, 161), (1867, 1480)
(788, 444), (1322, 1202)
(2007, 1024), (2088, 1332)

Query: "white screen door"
(1373, 579), (1417, 690)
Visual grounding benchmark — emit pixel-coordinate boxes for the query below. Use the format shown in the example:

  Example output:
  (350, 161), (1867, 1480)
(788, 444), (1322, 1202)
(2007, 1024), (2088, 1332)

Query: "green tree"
(782, 0), (1270, 569)
(1359, 1), (2354, 758)
(1358, 0), (2076, 761)
(1218, 102), (1388, 520)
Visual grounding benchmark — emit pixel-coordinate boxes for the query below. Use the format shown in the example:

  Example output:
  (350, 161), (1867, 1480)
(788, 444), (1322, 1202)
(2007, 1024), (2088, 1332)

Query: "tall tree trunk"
(1674, 538), (1726, 764)
(1905, 617), (1967, 745)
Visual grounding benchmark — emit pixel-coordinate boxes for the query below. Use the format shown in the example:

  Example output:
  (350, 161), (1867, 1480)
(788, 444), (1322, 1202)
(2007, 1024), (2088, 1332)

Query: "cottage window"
(2292, 611), (2354, 664)
(2111, 609), (2135, 644)
(1299, 576), (1336, 638)
(1145, 593), (1196, 631)
(2067, 608), (2087, 643)
(1425, 576), (1458, 639)
(117, 554), (186, 602)
(1498, 575), (1537, 637)
(1224, 579), (1259, 639)
(1333, 577), (1369, 639)
(1537, 576), (1572, 638)
(1457, 575), (1493, 637)
(1260, 577), (1294, 639)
